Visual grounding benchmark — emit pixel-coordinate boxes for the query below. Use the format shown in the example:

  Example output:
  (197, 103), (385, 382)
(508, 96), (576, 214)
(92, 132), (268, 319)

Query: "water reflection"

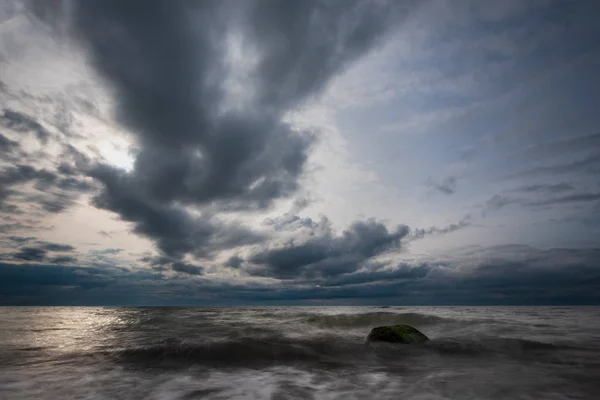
(0, 307), (126, 353)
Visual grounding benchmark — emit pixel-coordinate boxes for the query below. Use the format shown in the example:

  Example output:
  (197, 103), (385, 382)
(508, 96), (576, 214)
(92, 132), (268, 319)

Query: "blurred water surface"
(1, 306), (599, 399)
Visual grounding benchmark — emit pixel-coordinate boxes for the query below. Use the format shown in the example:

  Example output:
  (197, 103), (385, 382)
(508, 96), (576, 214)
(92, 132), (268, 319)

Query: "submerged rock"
(366, 324), (429, 344)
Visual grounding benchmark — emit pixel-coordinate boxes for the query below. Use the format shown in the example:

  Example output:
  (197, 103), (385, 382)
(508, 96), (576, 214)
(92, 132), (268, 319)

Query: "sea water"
(1, 306), (599, 399)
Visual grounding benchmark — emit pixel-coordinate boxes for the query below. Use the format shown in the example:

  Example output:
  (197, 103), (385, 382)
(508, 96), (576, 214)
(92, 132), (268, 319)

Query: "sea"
(0, 306), (599, 399)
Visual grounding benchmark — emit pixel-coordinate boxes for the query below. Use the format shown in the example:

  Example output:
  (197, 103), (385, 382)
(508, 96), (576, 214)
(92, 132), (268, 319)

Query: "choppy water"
(0, 307), (599, 399)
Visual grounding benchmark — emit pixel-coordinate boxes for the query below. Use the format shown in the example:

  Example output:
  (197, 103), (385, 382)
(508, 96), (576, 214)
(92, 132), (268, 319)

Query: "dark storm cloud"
(139, 254), (204, 276)
(427, 176), (457, 195)
(248, 0), (404, 108)
(0, 109), (50, 142)
(171, 262), (203, 276)
(248, 219), (410, 279)
(57, 163), (78, 176)
(69, 0), (311, 207)
(0, 262), (123, 305)
(140, 255), (171, 270)
(13, 247), (46, 261)
(0, 263), (104, 289)
(9, 240), (77, 262)
(318, 263), (432, 287)
(1, 246), (600, 305)
(237, 247), (600, 305)
(225, 255), (243, 269)
(153, 247), (600, 305)
(89, 165), (264, 260)
(26, 0), (410, 262)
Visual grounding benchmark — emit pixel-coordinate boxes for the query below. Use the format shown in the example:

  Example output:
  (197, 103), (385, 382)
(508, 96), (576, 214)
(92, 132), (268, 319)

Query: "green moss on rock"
(366, 324), (429, 344)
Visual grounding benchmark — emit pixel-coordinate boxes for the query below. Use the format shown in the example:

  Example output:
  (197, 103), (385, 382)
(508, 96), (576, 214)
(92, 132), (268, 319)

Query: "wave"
(302, 312), (450, 329)
(106, 335), (372, 369)
(420, 336), (569, 357)
(77, 332), (581, 371)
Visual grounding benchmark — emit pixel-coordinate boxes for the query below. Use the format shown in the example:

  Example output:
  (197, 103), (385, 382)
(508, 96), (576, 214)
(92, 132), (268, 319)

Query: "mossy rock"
(366, 324), (429, 344)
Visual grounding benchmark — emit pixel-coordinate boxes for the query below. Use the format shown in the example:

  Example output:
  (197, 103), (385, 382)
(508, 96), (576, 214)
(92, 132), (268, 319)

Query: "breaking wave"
(78, 333), (584, 370)
(302, 311), (452, 329)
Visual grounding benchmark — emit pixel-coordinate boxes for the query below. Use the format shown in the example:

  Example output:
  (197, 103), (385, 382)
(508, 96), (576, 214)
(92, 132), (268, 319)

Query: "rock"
(366, 324), (429, 344)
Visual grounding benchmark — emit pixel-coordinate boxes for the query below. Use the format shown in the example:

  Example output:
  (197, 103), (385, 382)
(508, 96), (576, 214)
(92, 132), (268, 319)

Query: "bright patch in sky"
(97, 140), (135, 172)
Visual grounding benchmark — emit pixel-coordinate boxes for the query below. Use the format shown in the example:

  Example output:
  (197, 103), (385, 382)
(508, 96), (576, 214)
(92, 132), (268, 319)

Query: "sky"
(0, 0), (599, 305)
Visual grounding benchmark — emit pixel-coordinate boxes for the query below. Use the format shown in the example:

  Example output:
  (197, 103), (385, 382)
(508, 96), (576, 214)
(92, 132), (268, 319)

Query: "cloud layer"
(1, 0), (599, 305)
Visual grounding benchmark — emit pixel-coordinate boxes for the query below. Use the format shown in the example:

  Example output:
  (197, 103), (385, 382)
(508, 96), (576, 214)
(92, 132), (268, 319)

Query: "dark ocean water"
(0, 307), (599, 399)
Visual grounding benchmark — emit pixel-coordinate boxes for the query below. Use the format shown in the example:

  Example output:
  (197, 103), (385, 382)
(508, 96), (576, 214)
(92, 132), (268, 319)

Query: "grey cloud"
(484, 190), (600, 212)
(13, 247), (46, 262)
(1, 109), (50, 142)
(0, 133), (19, 153)
(0, 165), (41, 212)
(225, 255), (243, 269)
(0, 262), (119, 305)
(458, 147), (476, 161)
(28, 0), (408, 263)
(318, 263), (432, 287)
(49, 255), (77, 264)
(171, 262), (203, 276)
(7, 236), (36, 244)
(65, 0), (315, 208)
(0, 165), (41, 187)
(428, 176), (457, 195)
(248, 0), (405, 108)
(91, 248), (122, 255)
(98, 230), (117, 238)
(484, 195), (517, 213)
(177, 247), (600, 305)
(510, 183), (575, 194)
(90, 165), (264, 260)
(42, 243), (75, 252)
(36, 193), (76, 213)
(262, 247), (600, 304)
(506, 132), (600, 163)
(526, 192), (600, 207)
(0, 163), (94, 215)
(0, 222), (39, 234)
(2, 246), (600, 305)
(140, 255), (171, 269)
(57, 163), (79, 176)
(508, 153), (600, 179)
(10, 241), (76, 262)
(248, 218), (409, 280)
(140, 254), (203, 276)
(263, 214), (319, 232)
(410, 215), (471, 240)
